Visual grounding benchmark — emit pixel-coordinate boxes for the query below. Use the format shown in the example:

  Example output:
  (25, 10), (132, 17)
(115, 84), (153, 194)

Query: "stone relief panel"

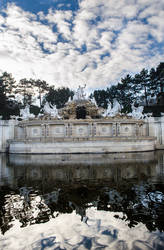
(119, 123), (135, 136)
(50, 125), (65, 137)
(96, 123), (113, 136)
(30, 126), (41, 137)
(72, 124), (89, 137)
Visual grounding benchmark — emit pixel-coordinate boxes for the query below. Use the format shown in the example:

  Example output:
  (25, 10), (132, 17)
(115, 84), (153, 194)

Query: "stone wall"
(0, 117), (164, 153)
(14, 119), (146, 140)
(146, 117), (164, 149)
(9, 137), (155, 154)
(0, 120), (18, 152)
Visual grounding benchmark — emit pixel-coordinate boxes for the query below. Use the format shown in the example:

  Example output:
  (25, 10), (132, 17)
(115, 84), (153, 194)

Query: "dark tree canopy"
(0, 61), (164, 119)
(45, 87), (74, 109)
(91, 62), (164, 114)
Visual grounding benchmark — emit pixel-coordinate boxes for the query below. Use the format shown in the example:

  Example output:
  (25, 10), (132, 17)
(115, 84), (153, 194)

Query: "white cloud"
(147, 11), (164, 43)
(0, 0), (163, 91)
(45, 9), (72, 40)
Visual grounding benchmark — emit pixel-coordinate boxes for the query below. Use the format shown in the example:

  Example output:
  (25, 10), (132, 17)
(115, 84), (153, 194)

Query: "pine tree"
(16, 78), (33, 107)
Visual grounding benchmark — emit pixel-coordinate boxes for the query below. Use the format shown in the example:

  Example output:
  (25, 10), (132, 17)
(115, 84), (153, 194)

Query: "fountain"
(8, 86), (156, 154)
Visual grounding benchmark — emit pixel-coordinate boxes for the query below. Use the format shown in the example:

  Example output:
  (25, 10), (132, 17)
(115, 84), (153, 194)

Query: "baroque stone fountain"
(9, 85), (156, 154)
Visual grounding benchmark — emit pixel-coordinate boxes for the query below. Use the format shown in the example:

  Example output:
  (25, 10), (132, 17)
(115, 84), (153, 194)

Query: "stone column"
(112, 123), (117, 136)
(92, 122), (96, 137)
(69, 122), (73, 137)
(46, 124), (50, 137)
(88, 122), (92, 137)
(65, 123), (69, 137)
(117, 123), (120, 136)
(41, 124), (45, 137)
(135, 123), (139, 136)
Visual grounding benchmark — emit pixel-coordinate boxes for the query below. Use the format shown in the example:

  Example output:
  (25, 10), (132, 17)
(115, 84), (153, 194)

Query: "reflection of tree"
(97, 184), (164, 232)
(0, 187), (53, 234)
(0, 182), (164, 234)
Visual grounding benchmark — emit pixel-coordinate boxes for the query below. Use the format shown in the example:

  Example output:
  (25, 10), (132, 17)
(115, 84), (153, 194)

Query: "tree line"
(0, 62), (163, 119)
(0, 73), (74, 119)
(91, 62), (164, 113)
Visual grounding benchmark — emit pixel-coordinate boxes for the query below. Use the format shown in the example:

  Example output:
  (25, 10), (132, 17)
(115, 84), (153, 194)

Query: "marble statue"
(74, 84), (86, 100)
(91, 97), (98, 107)
(128, 104), (144, 119)
(104, 100), (122, 117)
(20, 105), (35, 120)
(43, 102), (60, 118)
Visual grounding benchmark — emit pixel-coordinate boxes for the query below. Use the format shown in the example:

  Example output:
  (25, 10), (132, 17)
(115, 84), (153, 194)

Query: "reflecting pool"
(0, 151), (164, 249)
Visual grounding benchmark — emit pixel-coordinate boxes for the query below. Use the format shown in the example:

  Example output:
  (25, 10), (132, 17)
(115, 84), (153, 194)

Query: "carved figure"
(74, 84), (86, 100)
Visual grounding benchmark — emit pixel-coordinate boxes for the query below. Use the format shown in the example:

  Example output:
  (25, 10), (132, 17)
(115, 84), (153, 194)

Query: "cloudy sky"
(0, 0), (164, 91)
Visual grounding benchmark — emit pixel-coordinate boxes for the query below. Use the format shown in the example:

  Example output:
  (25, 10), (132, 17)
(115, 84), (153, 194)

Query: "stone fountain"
(8, 86), (156, 154)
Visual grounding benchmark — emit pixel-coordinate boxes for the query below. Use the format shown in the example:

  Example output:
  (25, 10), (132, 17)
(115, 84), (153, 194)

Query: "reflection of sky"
(1, 208), (163, 249)
(1, 152), (164, 249)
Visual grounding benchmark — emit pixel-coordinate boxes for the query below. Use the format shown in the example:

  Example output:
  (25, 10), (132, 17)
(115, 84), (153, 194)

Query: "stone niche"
(59, 99), (102, 119)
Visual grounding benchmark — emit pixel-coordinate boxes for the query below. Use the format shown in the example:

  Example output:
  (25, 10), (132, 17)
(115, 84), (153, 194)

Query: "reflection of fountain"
(4, 151), (161, 191)
(0, 159), (164, 249)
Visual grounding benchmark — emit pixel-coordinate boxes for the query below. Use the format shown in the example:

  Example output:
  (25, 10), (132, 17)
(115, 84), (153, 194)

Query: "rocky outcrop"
(59, 99), (103, 119)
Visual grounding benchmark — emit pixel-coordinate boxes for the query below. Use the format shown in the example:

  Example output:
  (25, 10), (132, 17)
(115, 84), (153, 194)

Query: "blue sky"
(0, 0), (164, 91)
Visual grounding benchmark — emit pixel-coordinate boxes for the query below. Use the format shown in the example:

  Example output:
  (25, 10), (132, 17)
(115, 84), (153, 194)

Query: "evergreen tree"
(149, 67), (159, 100)
(45, 87), (74, 109)
(0, 72), (17, 99)
(30, 79), (50, 107)
(92, 89), (109, 109)
(15, 78), (34, 107)
(0, 72), (20, 119)
(133, 69), (150, 106)
(117, 74), (134, 112)
(156, 62), (164, 93)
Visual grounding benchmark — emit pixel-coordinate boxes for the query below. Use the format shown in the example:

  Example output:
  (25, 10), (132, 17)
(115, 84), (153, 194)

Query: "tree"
(155, 62), (164, 93)
(117, 74), (134, 112)
(0, 82), (6, 115)
(15, 78), (34, 107)
(0, 72), (20, 119)
(106, 85), (118, 105)
(149, 67), (159, 99)
(0, 72), (17, 99)
(92, 89), (109, 109)
(45, 87), (74, 109)
(133, 69), (151, 106)
(30, 79), (50, 107)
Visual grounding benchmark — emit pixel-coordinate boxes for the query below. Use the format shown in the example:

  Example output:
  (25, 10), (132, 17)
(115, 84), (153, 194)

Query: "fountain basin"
(9, 136), (156, 154)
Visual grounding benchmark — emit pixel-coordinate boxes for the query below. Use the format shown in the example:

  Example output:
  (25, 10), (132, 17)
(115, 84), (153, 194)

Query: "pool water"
(0, 151), (164, 249)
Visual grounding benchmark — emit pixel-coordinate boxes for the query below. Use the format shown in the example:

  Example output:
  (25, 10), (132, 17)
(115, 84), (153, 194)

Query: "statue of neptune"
(74, 84), (86, 100)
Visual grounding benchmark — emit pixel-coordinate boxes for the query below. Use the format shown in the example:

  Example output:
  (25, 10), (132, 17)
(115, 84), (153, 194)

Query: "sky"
(0, 0), (164, 91)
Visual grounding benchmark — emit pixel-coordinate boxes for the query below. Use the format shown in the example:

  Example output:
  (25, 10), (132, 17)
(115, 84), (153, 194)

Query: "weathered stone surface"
(1, 98), (164, 153)
(9, 137), (155, 154)
(59, 99), (101, 119)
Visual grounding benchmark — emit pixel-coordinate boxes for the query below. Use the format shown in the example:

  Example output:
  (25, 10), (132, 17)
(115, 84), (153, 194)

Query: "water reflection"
(0, 151), (164, 249)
